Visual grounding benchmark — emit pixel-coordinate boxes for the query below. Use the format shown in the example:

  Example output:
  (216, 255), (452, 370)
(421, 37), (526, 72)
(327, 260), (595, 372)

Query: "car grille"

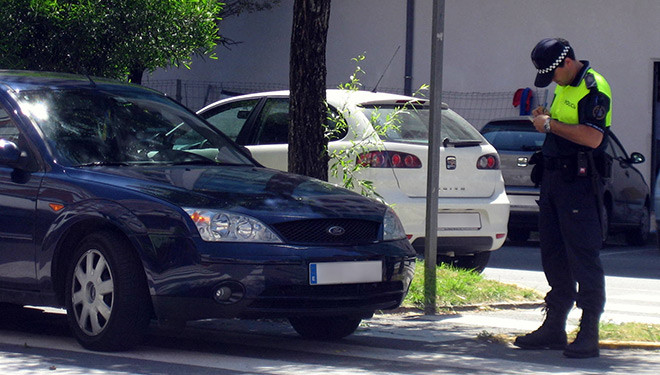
(271, 219), (380, 245)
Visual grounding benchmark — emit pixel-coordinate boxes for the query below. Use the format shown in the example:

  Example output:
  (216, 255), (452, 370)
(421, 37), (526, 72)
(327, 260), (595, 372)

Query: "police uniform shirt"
(542, 60), (611, 158)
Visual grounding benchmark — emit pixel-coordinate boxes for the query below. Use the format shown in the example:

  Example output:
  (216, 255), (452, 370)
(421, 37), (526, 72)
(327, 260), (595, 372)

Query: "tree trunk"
(128, 65), (144, 85)
(288, 0), (331, 180)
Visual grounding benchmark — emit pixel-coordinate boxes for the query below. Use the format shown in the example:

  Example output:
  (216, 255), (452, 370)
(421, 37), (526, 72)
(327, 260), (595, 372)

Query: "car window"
(605, 133), (627, 160)
(254, 98), (290, 145)
(480, 121), (545, 151)
(361, 105), (483, 144)
(251, 98), (349, 145)
(0, 106), (20, 144)
(16, 88), (254, 167)
(202, 99), (259, 141)
(325, 105), (348, 141)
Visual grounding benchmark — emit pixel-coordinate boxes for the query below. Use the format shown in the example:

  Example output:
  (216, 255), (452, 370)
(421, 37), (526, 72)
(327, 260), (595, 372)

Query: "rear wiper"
(442, 138), (482, 148)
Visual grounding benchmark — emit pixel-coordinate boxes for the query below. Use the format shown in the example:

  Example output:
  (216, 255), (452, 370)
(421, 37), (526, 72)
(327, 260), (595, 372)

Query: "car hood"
(66, 165), (386, 222)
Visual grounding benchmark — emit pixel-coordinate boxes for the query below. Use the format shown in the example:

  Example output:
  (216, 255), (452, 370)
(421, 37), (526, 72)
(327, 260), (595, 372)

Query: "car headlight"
(383, 207), (406, 241)
(183, 208), (283, 243)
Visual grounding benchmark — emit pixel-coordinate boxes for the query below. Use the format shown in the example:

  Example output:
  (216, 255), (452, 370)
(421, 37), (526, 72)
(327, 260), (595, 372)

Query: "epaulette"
(585, 72), (597, 90)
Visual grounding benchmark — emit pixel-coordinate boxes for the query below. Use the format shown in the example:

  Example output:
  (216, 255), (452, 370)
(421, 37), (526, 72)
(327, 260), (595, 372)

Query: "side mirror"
(0, 139), (21, 166)
(629, 152), (645, 164)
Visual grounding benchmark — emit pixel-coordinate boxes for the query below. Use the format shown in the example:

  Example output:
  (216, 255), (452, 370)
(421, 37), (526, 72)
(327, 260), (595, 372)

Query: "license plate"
(309, 260), (382, 285)
(438, 212), (481, 230)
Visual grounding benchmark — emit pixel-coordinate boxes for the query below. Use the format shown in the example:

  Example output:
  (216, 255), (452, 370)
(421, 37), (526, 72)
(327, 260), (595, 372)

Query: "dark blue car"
(0, 70), (415, 351)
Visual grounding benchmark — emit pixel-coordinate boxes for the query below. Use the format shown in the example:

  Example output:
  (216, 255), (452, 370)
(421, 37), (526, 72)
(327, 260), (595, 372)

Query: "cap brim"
(534, 71), (553, 88)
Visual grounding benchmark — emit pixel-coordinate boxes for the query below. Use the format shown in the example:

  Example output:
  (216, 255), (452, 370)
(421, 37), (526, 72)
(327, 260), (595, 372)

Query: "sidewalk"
(372, 303), (660, 351)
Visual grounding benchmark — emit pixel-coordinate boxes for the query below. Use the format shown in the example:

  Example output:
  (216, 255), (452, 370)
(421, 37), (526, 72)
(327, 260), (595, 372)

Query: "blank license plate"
(309, 261), (382, 285)
(438, 212), (481, 230)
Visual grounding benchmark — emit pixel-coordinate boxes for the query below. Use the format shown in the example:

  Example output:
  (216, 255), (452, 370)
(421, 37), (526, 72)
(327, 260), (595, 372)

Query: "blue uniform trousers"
(537, 168), (606, 314)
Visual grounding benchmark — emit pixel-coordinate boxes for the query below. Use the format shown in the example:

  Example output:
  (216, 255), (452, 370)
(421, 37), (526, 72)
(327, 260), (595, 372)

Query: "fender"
(37, 198), (196, 303)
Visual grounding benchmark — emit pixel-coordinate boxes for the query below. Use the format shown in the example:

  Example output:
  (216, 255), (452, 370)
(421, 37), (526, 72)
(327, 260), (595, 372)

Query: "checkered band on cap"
(537, 45), (571, 74)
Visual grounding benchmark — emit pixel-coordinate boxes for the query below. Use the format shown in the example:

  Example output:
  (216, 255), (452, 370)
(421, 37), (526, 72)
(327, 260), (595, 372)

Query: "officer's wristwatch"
(543, 118), (552, 133)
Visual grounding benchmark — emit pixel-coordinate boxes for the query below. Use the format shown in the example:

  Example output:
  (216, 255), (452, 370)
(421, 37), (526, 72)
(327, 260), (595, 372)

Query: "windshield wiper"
(76, 161), (130, 167)
(442, 138), (482, 148)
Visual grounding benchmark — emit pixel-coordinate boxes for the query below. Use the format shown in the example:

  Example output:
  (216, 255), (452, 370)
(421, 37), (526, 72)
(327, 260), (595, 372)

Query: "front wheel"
(65, 231), (151, 351)
(625, 204), (650, 246)
(289, 316), (362, 340)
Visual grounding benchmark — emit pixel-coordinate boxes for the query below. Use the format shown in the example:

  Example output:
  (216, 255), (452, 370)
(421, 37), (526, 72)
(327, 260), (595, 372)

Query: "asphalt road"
(484, 235), (660, 325)
(488, 234), (660, 279)
(0, 236), (658, 374)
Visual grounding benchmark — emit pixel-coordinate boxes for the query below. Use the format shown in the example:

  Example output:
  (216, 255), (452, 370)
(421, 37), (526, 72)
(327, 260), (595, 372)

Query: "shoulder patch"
(585, 73), (597, 89)
(593, 105), (607, 120)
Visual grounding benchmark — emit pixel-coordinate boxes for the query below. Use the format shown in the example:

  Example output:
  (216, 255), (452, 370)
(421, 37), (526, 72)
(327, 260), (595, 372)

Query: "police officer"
(513, 38), (611, 359)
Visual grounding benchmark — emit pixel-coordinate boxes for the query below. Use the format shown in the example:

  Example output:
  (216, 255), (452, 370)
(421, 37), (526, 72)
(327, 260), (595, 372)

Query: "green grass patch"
(589, 322), (660, 342)
(403, 261), (542, 310)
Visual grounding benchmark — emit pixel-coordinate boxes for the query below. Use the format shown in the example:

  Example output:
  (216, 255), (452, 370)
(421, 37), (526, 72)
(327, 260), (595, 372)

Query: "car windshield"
(360, 105), (484, 145)
(15, 88), (254, 167)
(481, 121), (545, 151)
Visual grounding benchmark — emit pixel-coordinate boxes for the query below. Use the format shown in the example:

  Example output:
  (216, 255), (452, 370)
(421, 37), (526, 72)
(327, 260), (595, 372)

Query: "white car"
(198, 90), (509, 271)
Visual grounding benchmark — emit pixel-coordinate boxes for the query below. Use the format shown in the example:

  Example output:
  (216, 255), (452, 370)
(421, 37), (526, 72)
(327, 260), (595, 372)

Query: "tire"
(65, 231), (151, 351)
(625, 204), (650, 246)
(507, 229), (530, 243)
(437, 251), (491, 273)
(289, 316), (362, 340)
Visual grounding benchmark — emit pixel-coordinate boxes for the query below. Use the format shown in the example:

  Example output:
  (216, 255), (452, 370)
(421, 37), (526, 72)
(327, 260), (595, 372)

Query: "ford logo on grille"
(327, 226), (346, 236)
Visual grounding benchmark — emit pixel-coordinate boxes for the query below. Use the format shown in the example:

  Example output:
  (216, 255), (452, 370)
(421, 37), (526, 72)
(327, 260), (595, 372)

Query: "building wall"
(149, 0), (660, 181)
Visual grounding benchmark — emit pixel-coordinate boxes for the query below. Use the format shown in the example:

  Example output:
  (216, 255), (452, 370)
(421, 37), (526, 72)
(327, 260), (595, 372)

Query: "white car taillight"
(358, 151), (422, 168)
(476, 154), (500, 169)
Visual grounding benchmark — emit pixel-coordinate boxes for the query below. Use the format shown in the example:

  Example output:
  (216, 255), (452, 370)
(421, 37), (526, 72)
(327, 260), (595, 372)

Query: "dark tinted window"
(481, 120), (545, 151)
(16, 88), (253, 167)
(254, 98), (289, 144)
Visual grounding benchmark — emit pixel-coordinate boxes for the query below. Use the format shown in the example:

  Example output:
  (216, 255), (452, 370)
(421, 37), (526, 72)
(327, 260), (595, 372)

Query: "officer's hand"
(532, 106), (550, 116)
(532, 114), (549, 133)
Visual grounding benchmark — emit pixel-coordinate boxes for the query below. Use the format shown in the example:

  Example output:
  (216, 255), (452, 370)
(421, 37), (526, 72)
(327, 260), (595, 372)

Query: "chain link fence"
(143, 78), (548, 130)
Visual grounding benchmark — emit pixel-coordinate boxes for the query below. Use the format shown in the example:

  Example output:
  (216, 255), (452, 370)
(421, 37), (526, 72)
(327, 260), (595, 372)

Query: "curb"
(599, 340), (660, 350)
(379, 303), (660, 350)
(382, 300), (545, 315)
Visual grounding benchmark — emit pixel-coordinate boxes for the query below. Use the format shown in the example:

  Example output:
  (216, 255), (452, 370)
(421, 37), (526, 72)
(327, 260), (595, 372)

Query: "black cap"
(531, 38), (572, 87)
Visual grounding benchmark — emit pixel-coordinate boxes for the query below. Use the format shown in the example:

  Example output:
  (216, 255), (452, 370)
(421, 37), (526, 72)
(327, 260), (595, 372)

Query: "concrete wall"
(149, 0), (660, 182)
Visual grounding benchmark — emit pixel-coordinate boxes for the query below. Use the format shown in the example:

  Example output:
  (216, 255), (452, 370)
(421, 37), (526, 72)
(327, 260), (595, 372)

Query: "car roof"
(0, 70), (153, 93)
(211, 89), (441, 107)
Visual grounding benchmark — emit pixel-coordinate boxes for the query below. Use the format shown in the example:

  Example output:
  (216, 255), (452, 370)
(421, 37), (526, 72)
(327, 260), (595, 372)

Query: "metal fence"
(142, 78), (548, 130)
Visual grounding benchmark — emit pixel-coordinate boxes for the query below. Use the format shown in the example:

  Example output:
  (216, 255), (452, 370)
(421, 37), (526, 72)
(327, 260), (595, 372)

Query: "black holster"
(529, 150), (544, 187)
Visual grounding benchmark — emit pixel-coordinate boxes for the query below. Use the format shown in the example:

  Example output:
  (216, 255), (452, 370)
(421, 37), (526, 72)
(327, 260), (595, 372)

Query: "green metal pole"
(424, 0), (445, 315)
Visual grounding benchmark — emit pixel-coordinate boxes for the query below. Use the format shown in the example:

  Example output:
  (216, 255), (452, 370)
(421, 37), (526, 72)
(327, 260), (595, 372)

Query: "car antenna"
(372, 45), (400, 93)
(86, 74), (97, 87)
(80, 67), (96, 87)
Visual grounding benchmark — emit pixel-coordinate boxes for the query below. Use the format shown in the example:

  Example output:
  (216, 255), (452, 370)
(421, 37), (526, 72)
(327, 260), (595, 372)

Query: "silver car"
(481, 117), (650, 245)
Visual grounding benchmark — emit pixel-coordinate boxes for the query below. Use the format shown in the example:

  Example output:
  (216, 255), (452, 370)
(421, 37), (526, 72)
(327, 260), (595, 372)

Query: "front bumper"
(149, 240), (416, 322)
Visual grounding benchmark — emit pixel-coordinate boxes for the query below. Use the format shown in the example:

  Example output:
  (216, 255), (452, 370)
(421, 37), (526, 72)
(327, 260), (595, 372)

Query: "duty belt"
(543, 156), (576, 170)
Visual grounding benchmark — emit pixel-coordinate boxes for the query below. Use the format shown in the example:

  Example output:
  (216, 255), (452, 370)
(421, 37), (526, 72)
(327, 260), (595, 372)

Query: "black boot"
(564, 311), (600, 358)
(514, 307), (569, 350)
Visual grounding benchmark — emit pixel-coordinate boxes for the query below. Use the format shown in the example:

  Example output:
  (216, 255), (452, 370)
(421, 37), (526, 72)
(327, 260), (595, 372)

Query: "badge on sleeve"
(593, 105), (607, 120)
